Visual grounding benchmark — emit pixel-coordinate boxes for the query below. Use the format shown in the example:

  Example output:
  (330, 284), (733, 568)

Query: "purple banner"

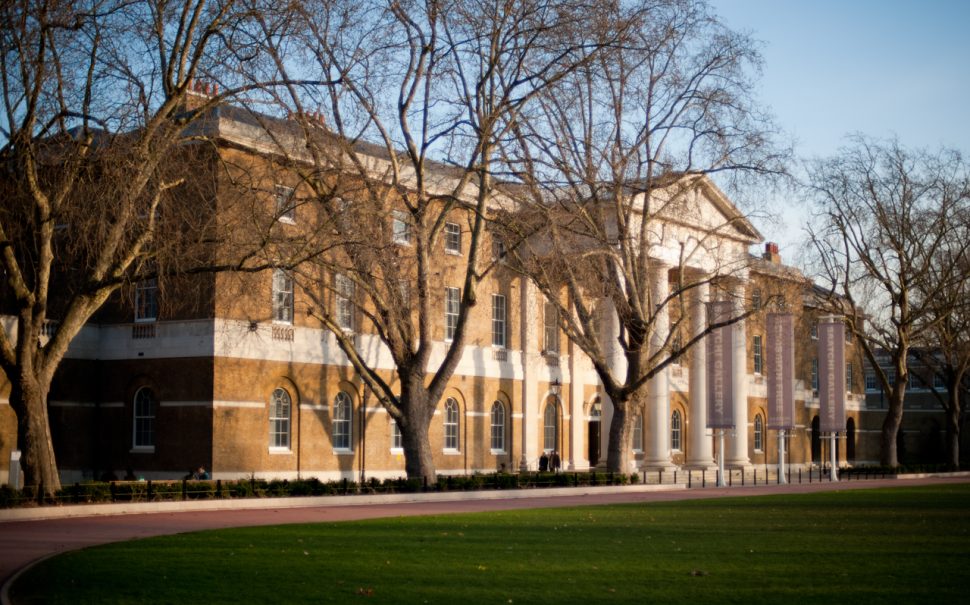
(818, 318), (846, 433)
(706, 301), (735, 429)
(766, 313), (794, 430)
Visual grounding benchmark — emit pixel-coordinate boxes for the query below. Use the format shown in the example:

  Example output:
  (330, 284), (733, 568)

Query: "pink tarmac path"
(1, 475), (967, 600)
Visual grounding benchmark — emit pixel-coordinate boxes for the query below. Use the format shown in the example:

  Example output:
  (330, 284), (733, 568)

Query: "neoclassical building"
(0, 101), (878, 485)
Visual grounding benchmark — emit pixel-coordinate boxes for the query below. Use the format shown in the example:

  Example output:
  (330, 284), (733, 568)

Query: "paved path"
(1, 475), (967, 602)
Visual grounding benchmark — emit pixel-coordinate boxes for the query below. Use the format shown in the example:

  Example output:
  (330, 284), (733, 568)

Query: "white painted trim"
(268, 447), (292, 455)
(300, 404), (329, 411)
(213, 400), (265, 409)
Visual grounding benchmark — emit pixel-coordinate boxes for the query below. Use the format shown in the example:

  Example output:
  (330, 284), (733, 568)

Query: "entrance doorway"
(588, 402), (601, 467)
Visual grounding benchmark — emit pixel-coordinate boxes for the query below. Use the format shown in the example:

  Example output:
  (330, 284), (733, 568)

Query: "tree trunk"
(605, 395), (631, 473)
(945, 387), (961, 469)
(880, 386), (905, 468)
(401, 412), (436, 485)
(10, 376), (61, 495)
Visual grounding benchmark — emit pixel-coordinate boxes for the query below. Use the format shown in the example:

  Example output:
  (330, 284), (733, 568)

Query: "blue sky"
(711, 0), (970, 251)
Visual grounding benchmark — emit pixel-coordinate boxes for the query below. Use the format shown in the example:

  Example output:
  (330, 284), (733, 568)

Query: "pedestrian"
(550, 450), (561, 473)
(539, 451), (549, 472)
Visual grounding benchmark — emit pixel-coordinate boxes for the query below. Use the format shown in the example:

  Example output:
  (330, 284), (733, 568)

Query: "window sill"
(130, 446), (155, 454)
(268, 447), (292, 455)
(333, 449), (354, 456)
(490, 449), (506, 455)
(390, 447), (404, 454)
(443, 449), (461, 456)
(134, 318), (157, 324)
(445, 249), (461, 256)
(278, 216), (296, 225)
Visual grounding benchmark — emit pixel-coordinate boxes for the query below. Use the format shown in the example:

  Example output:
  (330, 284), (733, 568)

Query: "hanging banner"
(706, 301), (735, 429)
(818, 317), (846, 433)
(766, 313), (795, 430)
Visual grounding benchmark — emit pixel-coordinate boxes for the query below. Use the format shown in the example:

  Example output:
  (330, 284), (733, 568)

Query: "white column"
(519, 276), (539, 470)
(567, 334), (588, 470)
(598, 297), (625, 466)
(644, 263), (673, 469)
(727, 281), (750, 467)
(687, 280), (715, 468)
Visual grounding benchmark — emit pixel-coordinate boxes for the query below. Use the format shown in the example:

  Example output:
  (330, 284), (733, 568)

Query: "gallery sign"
(818, 317), (846, 433)
(766, 313), (795, 430)
(706, 301), (735, 429)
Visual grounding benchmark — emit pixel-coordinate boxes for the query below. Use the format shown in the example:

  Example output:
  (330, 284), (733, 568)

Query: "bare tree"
(496, 0), (789, 472)
(238, 0), (617, 482)
(911, 168), (970, 467)
(0, 0), (282, 494)
(806, 137), (968, 467)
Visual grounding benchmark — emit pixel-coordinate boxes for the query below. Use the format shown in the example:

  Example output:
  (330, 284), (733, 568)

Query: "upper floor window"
(275, 185), (295, 223)
(135, 278), (158, 323)
(865, 370), (878, 391)
(333, 392), (352, 450)
(335, 273), (354, 332)
(811, 358), (818, 391)
(492, 294), (507, 348)
(269, 387), (291, 449)
(492, 237), (507, 261)
(490, 401), (506, 452)
(752, 335), (763, 374)
(444, 287), (460, 341)
(933, 372), (946, 390)
(751, 288), (762, 311)
(754, 414), (764, 452)
(543, 302), (560, 354)
(272, 269), (294, 324)
(133, 387), (156, 448)
(444, 398), (460, 451)
(810, 324), (818, 340)
(444, 222), (461, 254)
(846, 362), (853, 391)
(392, 210), (411, 245)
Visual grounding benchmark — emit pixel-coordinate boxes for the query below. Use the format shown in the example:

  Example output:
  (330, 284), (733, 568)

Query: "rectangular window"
(753, 335), (763, 374)
(135, 278), (158, 322)
(865, 370), (878, 391)
(335, 273), (354, 331)
(846, 362), (853, 391)
(492, 294), (507, 348)
(272, 269), (294, 324)
(492, 237), (507, 261)
(392, 210), (411, 244)
(887, 367), (896, 387)
(444, 287), (460, 341)
(811, 358), (818, 391)
(444, 222), (461, 254)
(390, 419), (402, 450)
(275, 185), (295, 223)
(933, 372), (946, 390)
(543, 302), (559, 355)
(810, 323), (818, 340)
(751, 288), (762, 310)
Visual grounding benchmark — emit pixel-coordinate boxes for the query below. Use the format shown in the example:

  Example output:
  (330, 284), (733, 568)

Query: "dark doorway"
(846, 417), (856, 463)
(588, 402), (601, 467)
(811, 415), (821, 464)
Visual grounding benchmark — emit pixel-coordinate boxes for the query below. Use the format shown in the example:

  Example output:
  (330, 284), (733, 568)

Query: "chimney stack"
(764, 242), (781, 264)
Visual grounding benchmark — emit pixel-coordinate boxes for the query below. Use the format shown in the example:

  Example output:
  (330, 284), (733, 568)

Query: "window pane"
(490, 402), (505, 451)
(270, 388), (291, 448)
(670, 410), (681, 451)
(544, 302), (559, 354)
(273, 270), (293, 324)
(275, 185), (295, 223)
(445, 287), (460, 341)
(632, 413), (643, 451)
(753, 335), (763, 374)
(392, 210), (411, 244)
(335, 274), (354, 331)
(492, 294), (506, 348)
(444, 398), (459, 450)
(133, 387), (156, 447)
(444, 222), (461, 254)
(543, 402), (558, 451)
(333, 392), (352, 449)
(135, 279), (158, 322)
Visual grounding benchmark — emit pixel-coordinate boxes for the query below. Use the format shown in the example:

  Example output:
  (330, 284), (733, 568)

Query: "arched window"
(671, 410), (682, 451)
(631, 412), (643, 452)
(270, 388), (291, 449)
(754, 414), (764, 452)
(333, 392), (353, 450)
(444, 398), (460, 450)
(543, 400), (559, 451)
(133, 387), (156, 448)
(490, 401), (506, 452)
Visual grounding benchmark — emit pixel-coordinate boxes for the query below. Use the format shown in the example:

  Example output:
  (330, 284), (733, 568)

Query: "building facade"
(0, 104), (882, 484)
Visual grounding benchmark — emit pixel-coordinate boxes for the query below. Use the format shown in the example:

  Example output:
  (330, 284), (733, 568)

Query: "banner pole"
(717, 430), (727, 487)
(777, 430), (787, 485)
(829, 433), (839, 482)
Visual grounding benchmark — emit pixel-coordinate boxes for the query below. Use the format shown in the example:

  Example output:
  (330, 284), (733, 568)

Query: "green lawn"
(11, 484), (970, 604)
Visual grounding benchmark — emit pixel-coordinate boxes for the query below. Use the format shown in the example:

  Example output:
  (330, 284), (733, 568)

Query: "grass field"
(10, 484), (970, 604)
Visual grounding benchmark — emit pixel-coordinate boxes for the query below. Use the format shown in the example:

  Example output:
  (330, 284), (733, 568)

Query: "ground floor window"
(270, 388), (291, 449)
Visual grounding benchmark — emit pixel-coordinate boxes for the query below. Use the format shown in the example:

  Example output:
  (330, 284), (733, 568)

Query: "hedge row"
(0, 471), (633, 509)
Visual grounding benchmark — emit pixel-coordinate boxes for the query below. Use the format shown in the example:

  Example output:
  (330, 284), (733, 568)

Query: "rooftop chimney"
(763, 242), (781, 264)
